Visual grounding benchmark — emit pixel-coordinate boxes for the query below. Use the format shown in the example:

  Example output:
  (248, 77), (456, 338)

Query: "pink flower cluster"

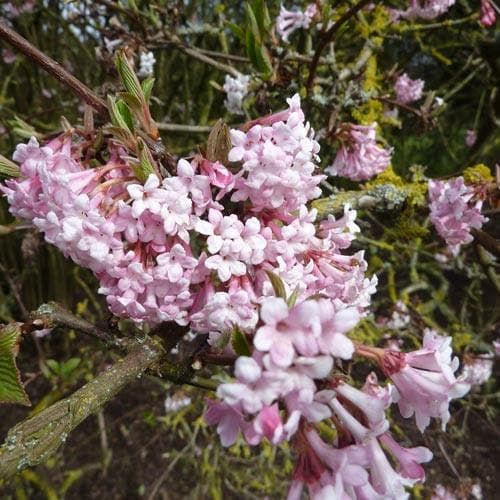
(398, 0), (455, 20)
(229, 94), (323, 213)
(428, 177), (487, 256)
(2, 95), (471, 499)
(208, 295), (468, 497)
(326, 123), (393, 181)
(480, 0), (497, 27)
(394, 73), (425, 104)
(276, 3), (317, 42)
(2, 95), (372, 333)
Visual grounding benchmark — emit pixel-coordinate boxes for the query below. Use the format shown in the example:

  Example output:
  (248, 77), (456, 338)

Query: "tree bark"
(0, 339), (163, 480)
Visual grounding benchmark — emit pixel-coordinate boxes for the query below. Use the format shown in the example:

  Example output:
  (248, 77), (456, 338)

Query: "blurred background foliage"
(0, 0), (499, 498)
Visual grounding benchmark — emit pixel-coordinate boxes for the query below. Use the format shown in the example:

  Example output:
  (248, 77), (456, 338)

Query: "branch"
(306, 0), (373, 90)
(471, 228), (500, 258)
(0, 338), (164, 479)
(23, 302), (115, 344)
(157, 123), (213, 133)
(0, 21), (108, 116)
(151, 38), (240, 77)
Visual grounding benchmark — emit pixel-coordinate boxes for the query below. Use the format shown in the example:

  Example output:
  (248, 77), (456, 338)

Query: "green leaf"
(227, 22), (245, 43)
(115, 51), (145, 104)
(245, 30), (259, 70)
(251, 0), (272, 35)
(135, 137), (157, 182)
(287, 285), (300, 308)
(62, 357), (81, 377)
(0, 154), (20, 178)
(265, 270), (287, 299)
(116, 100), (135, 132)
(231, 327), (251, 357)
(0, 323), (30, 406)
(46, 359), (60, 375)
(141, 77), (155, 103)
(245, 2), (262, 43)
(206, 119), (232, 164)
(119, 92), (143, 113)
(107, 95), (132, 132)
(255, 44), (273, 77)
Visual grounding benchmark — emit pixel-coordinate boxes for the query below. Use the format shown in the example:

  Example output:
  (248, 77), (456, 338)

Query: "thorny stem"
(306, 0), (374, 91)
(0, 22), (108, 117)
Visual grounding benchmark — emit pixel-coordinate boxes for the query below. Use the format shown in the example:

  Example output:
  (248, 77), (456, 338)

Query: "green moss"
(463, 163), (493, 183)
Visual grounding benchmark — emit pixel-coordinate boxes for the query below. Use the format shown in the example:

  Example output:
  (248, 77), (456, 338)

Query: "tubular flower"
(381, 329), (470, 432)
(428, 177), (487, 255)
(325, 123), (393, 181)
(276, 3), (317, 42)
(394, 73), (424, 104)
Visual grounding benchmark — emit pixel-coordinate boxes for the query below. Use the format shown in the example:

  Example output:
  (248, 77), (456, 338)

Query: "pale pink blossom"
(398, 0), (455, 20)
(465, 129), (477, 147)
(480, 0), (497, 27)
(326, 123), (392, 181)
(461, 355), (493, 386)
(429, 177), (487, 255)
(381, 329), (470, 431)
(394, 73), (424, 104)
(276, 3), (317, 42)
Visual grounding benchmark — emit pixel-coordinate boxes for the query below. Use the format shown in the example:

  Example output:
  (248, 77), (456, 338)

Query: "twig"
(96, 409), (111, 475)
(0, 21), (108, 116)
(157, 123), (213, 133)
(436, 438), (460, 480)
(471, 228), (500, 257)
(24, 302), (116, 344)
(0, 338), (164, 479)
(306, 0), (373, 90)
(153, 38), (240, 77)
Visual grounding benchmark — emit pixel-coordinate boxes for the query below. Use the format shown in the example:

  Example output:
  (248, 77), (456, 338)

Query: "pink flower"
(229, 94), (323, 214)
(204, 400), (246, 447)
(326, 123), (392, 181)
(379, 433), (433, 481)
(461, 354), (493, 386)
(394, 73), (424, 104)
(480, 0), (496, 27)
(465, 129), (477, 147)
(276, 3), (317, 42)
(428, 177), (487, 256)
(398, 0), (455, 20)
(381, 329), (470, 431)
(1, 48), (16, 64)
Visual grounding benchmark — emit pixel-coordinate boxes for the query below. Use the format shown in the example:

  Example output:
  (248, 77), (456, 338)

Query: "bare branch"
(0, 338), (164, 479)
(306, 0), (373, 91)
(0, 21), (108, 116)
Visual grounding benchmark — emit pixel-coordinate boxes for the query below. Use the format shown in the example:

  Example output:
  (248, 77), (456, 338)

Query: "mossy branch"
(0, 338), (164, 480)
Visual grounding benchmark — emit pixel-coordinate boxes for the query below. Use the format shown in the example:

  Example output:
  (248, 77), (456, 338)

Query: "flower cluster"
(229, 94), (323, 212)
(138, 51), (156, 78)
(480, 0), (497, 27)
(326, 123), (393, 181)
(208, 296), (468, 498)
(428, 177), (487, 255)
(394, 73), (425, 104)
(398, 0), (455, 20)
(276, 3), (317, 42)
(223, 73), (250, 114)
(2, 95), (471, 499)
